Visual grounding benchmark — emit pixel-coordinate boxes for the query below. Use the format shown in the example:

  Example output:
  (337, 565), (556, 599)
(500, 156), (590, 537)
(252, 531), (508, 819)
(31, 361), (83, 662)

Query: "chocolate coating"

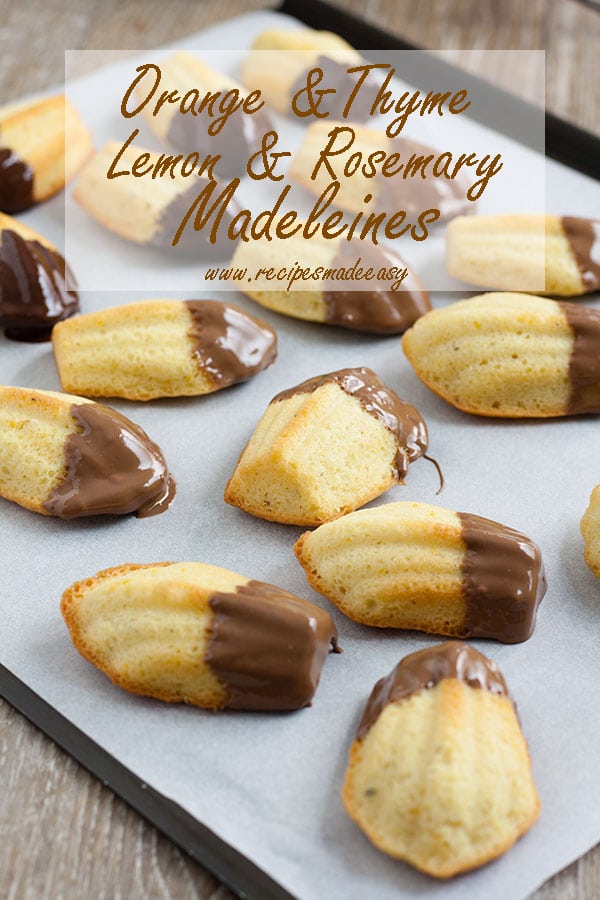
(356, 641), (510, 740)
(290, 56), (379, 122)
(167, 106), (273, 179)
(0, 147), (34, 213)
(560, 302), (600, 414)
(324, 239), (431, 334)
(205, 580), (340, 710)
(44, 403), (175, 519)
(458, 513), (546, 643)
(376, 138), (472, 222)
(185, 300), (277, 386)
(150, 181), (240, 257)
(0, 230), (79, 341)
(561, 216), (600, 292)
(272, 367), (428, 479)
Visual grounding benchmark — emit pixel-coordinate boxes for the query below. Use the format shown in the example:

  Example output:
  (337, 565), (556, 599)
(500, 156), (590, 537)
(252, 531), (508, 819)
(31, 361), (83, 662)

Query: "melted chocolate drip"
(167, 106), (273, 179)
(560, 302), (600, 414)
(44, 403), (176, 519)
(0, 230), (79, 341)
(0, 148), (34, 213)
(205, 580), (340, 710)
(290, 56), (379, 122)
(185, 300), (277, 386)
(561, 216), (600, 292)
(459, 513), (546, 644)
(375, 137), (472, 222)
(356, 641), (510, 740)
(150, 181), (241, 257)
(272, 367), (428, 479)
(324, 240), (430, 334)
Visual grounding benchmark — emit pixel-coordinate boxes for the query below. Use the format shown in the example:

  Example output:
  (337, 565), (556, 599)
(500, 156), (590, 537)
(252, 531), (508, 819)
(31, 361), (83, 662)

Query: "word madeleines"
(103, 60), (504, 248)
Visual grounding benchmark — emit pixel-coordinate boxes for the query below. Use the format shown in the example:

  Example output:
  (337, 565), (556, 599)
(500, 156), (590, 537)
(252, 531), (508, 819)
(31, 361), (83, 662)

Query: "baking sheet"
(2, 8), (600, 900)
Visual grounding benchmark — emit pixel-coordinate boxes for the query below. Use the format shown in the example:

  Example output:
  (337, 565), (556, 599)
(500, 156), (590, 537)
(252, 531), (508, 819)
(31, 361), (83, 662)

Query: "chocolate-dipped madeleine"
(289, 121), (471, 222)
(52, 299), (277, 400)
(61, 562), (339, 710)
(0, 213), (79, 341)
(446, 214), (600, 296)
(225, 367), (433, 526)
(229, 226), (430, 334)
(581, 484), (600, 578)
(295, 501), (545, 642)
(241, 29), (379, 121)
(73, 142), (240, 256)
(0, 386), (175, 518)
(342, 642), (540, 877)
(136, 52), (273, 179)
(561, 217), (600, 294)
(0, 95), (92, 213)
(402, 292), (600, 417)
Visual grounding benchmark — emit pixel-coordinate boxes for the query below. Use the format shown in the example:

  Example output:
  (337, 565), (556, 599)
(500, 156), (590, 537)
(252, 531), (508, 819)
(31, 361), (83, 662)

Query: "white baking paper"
(1, 10), (599, 900)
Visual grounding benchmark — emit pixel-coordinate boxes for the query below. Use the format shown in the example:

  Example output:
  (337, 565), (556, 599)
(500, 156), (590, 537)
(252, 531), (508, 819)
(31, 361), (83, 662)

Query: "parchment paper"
(1, 11), (599, 900)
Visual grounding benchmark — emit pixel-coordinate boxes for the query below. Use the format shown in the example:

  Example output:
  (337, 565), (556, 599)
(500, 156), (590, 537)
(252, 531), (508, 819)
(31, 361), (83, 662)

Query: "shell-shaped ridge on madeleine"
(342, 643), (539, 877)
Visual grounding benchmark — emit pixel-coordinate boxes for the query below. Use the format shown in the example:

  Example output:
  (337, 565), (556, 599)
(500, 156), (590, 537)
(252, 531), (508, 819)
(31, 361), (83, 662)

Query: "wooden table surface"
(1, 1), (598, 898)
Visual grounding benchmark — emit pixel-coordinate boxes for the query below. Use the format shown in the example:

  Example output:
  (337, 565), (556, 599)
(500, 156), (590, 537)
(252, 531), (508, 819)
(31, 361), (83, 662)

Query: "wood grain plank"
(342, 0), (599, 133)
(0, 0), (598, 897)
(0, 697), (236, 900)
